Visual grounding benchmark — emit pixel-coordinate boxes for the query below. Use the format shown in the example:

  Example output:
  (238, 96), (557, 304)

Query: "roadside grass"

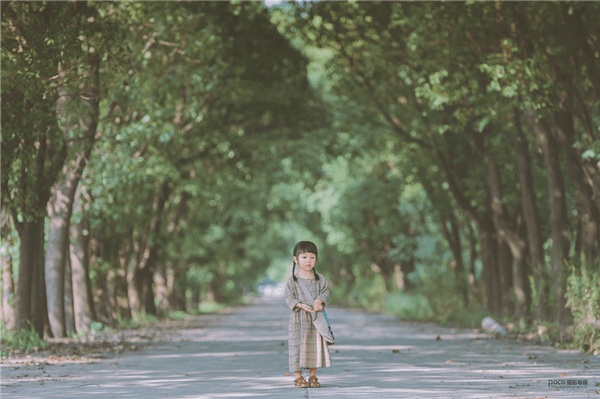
(0, 321), (47, 355)
(2, 294), (258, 354)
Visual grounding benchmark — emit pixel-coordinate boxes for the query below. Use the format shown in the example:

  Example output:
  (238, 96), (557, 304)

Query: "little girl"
(283, 240), (332, 388)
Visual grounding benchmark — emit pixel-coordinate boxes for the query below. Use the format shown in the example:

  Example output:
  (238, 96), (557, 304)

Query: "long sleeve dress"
(284, 273), (332, 372)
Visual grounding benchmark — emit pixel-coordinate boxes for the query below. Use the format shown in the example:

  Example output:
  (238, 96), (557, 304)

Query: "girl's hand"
(313, 300), (323, 312)
(300, 304), (314, 313)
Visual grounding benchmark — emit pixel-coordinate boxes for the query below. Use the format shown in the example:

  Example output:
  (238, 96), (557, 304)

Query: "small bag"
(296, 278), (336, 345)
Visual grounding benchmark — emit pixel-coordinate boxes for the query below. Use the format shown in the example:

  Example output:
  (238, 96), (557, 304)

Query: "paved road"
(2, 296), (599, 398)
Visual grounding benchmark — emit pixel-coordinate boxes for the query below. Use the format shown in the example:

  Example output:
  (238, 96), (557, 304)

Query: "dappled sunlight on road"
(2, 297), (598, 398)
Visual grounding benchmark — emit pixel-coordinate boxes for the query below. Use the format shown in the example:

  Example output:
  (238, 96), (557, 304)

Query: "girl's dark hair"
(291, 241), (320, 282)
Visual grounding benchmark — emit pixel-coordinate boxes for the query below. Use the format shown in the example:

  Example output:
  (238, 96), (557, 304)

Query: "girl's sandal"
(308, 376), (320, 388)
(294, 376), (309, 388)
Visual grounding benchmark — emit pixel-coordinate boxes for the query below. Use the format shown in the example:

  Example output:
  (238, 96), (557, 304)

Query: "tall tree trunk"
(1, 209), (16, 330)
(45, 180), (71, 337)
(99, 274), (115, 328)
(142, 267), (157, 315)
(189, 283), (200, 311)
(64, 251), (76, 335)
(439, 214), (469, 306)
(13, 218), (46, 334)
(420, 175), (469, 304)
(1, 242), (16, 330)
(487, 159), (529, 320)
(399, 258), (416, 294)
(479, 211), (503, 316)
(116, 227), (133, 321)
(106, 269), (119, 328)
(552, 111), (599, 271)
(167, 261), (188, 311)
(524, 109), (571, 325)
(45, 54), (99, 338)
(436, 147), (501, 315)
(139, 182), (171, 315)
(161, 192), (190, 312)
(154, 268), (169, 314)
(511, 115), (551, 320)
(30, 217), (48, 338)
(127, 238), (145, 315)
(466, 222), (480, 303)
(497, 238), (512, 318)
(70, 188), (95, 332)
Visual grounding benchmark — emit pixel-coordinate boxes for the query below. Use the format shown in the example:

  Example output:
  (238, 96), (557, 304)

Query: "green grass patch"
(385, 292), (433, 321)
(167, 310), (189, 320)
(0, 322), (46, 352)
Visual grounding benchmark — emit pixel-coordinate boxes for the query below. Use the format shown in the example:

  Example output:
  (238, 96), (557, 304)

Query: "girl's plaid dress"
(284, 273), (332, 372)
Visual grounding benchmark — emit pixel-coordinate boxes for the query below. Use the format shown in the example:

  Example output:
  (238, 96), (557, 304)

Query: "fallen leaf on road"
(446, 360), (452, 363)
(392, 350), (400, 353)
(499, 376), (504, 378)
(345, 369), (351, 372)
(560, 373), (568, 377)
(283, 373), (291, 376)
(436, 336), (442, 341)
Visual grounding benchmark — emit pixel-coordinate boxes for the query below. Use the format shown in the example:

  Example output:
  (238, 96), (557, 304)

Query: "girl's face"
(294, 252), (317, 273)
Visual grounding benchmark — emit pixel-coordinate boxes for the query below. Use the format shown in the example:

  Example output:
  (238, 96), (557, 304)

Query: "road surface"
(1, 296), (599, 398)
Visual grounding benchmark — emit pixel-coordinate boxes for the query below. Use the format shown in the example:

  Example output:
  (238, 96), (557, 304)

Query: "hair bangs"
(293, 241), (318, 258)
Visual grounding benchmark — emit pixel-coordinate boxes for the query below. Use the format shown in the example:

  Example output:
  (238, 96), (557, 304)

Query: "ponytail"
(291, 262), (320, 281)
(292, 261), (297, 282)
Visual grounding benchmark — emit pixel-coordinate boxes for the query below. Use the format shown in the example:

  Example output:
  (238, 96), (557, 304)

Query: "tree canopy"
(2, 1), (599, 353)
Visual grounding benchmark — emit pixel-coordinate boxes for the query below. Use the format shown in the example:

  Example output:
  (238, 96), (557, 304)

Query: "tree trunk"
(116, 227), (133, 321)
(399, 258), (416, 294)
(13, 218), (46, 334)
(162, 192), (190, 312)
(167, 260), (188, 311)
(552, 111), (599, 271)
(99, 274), (115, 328)
(479, 212), (502, 316)
(70, 190), (96, 332)
(127, 245), (145, 315)
(207, 276), (226, 304)
(45, 180), (71, 337)
(497, 238), (513, 318)
(142, 267), (157, 315)
(523, 109), (571, 325)
(1, 209), (16, 330)
(45, 53), (99, 338)
(466, 222), (480, 303)
(106, 268), (119, 328)
(511, 115), (551, 320)
(64, 251), (76, 335)
(440, 214), (469, 306)
(435, 148), (501, 314)
(1, 241), (16, 330)
(127, 183), (170, 316)
(487, 159), (529, 320)
(31, 218), (48, 338)
(189, 283), (200, 311)
(140, 182), (171, 315)
(154, 268), (169, 314)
